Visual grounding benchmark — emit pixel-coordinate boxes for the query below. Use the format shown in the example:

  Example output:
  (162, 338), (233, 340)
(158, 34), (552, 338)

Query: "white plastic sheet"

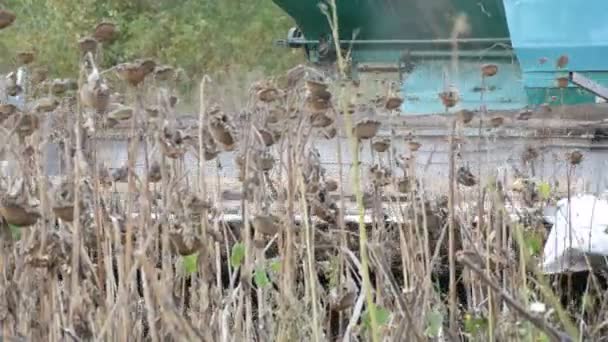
(542, 194), (608, 274)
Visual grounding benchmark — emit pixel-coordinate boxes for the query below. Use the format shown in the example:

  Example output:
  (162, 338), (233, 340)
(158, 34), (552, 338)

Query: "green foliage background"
(0, 0), (303, 79)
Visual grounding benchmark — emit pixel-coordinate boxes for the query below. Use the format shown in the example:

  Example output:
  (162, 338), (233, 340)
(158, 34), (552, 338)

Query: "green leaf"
(230, 242), (245, 268)
(182, 253), (198, 275)
(524, 230), (543, 256)
(254, 267), (270, 288)
(9, 224), (21, 240)
(424, 309), (444, 337)
(464, 313), (488, 335)
(362, 304), (391, 330)
(269, 258), (281, 273)
(375, 306), (390, 326)
(582, 293), (595, 311)
(535, 332), (550, 342)
(538, 181), (551, 200)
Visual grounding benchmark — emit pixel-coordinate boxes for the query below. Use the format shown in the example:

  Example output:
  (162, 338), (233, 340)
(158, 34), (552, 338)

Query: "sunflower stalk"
(322, 1), (380, 341)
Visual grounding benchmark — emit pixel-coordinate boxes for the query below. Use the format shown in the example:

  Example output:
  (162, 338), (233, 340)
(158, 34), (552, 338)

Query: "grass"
(0, 5), (607, 342)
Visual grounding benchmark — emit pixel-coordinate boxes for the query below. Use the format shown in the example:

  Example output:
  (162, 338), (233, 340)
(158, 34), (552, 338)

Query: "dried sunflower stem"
(240, 118), (255, 341)
(297, 173), (321, 342)
(447, 117), (458, 334)
(278, 121), (297, 341)
(344, 94), (378, 341)
(458, 253), (573, 342)
(68, 64), (86, 328)
(121, 85), (140, 341)
(324, 0), (379, 339)
(96, 233), (157, 341)
(135, 90), (158, 342)
(334, 110), (349, 338)
(197, 75), (212, 332)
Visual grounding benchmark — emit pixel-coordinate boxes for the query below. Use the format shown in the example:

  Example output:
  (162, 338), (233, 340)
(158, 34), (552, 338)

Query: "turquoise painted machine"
(272, 0), (608, 114)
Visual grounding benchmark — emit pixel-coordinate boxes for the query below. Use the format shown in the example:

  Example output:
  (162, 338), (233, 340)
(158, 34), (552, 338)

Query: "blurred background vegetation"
(0, 0), (304, 86)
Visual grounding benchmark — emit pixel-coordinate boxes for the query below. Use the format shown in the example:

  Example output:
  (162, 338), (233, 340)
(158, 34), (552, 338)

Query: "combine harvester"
(271, 1), (608, 274)
(272, 0), (608, 114)
(271, 0), (608, 192)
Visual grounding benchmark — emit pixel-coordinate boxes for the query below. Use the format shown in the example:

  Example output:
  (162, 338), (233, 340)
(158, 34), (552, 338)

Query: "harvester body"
(273, 0), (608, 114)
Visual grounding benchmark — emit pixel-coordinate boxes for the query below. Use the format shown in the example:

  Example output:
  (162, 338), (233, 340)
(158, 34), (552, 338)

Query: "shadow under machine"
(272, 0), (608, 115)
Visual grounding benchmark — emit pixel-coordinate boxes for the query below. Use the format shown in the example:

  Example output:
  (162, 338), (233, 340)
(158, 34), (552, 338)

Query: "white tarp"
(542, 194), (608, 274)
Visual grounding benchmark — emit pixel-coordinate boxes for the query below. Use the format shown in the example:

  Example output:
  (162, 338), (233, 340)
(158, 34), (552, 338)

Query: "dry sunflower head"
(183, 193), (213, 214)
(94, 22), (118, 43)
(397, 177), (410, 193)
(329, 280), (358, 311)
(0, 178), (40, 227)
(78, 37), (98, 54)
(257, 87), (283, 103)
(16, 51), (34, 65)
(568, 150), (583, 165)
(51, 78), (77, 96)
(457, 166), (476, 187)
(148, 161), (162, 183)
(34, 97), (59, 113)
(111, 165), (128, 183)
(154, 65), (175, 82)
(481, 63), (498, 77)
(51, 177), (77, 222)
(457, 109), (475, 124)
(145, 106), (159, 118)
(0, 9), (16, 29)
(107, 104), (133, 121)
(385, 96), (403, 111)
(305, 79), (329, 94)
(159, 124), (187, 159)
(0, 200), (40, 227)
(97, 164), (113, 187)
(353, 119), (381, 140)
(310, 112), (334, 128)
(408, 141), (421, 152)
(490, 116), (505, 128)
(372, 138), (390, 153)
(325, 178), (338, 192)
(30, 67), (48, 84)
(439, 85), (460, 108)
(138, 58), (156, 74)
(208, 113), (236, 150)
(0, 103), (17, 122)
(516, 109), (533, 121)
(255, 151), (275, 171)
(169, 226), (202, 256)
(252, 214), (281, 236)
(369, 164), (392, 187)
(103, 117), (119, 128)
(321, 126), (337, 140)
(14, 113), (39, 137)
(522, 146), (539, 162)
(306, 97), (331, 114)
(257, 128), (275, 147)
(266, 107), (285, 124)
(309, 195), (337, 224)
(115, 59), (155, 86)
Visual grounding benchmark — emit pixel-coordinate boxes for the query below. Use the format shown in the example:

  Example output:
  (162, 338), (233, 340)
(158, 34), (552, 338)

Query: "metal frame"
(569, 72), (608, 101)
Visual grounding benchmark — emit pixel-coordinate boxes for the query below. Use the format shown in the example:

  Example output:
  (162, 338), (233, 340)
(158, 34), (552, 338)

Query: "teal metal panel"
(401, 60), (527, 114)
(272, 0), (510, 43)
(503, 0), (608, 105)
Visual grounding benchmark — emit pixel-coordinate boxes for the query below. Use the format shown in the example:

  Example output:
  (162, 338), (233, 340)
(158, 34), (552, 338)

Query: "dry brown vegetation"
(1, 5), (607, 342)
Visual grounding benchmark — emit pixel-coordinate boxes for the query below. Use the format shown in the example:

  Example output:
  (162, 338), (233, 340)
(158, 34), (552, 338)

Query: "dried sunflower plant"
(0, 5), (604, 342)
